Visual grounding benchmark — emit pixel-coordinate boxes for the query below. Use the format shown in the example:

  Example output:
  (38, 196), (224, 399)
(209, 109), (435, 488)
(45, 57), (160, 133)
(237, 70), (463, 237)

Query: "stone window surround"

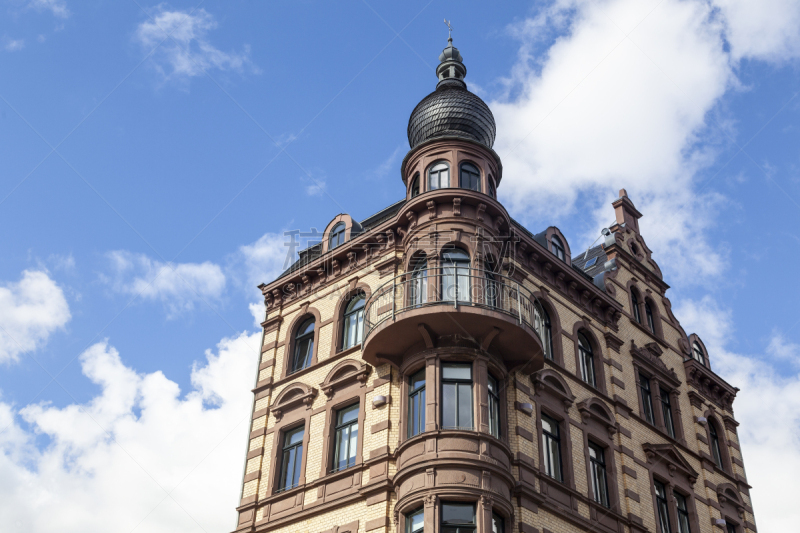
(643, 446), (700, 533)
(397, 494), (507, 533)
(627, 280), (665, 340)
(532, 369), (578, 493)
(576, 398), (622, 516)
(716, 482), (748, 531)
(568, 322), (609, 396)
(688, 333), (712, 371)
(633, 368), (686, 444)
(280, 307), (323, 380)
(321, 214), (356, 254)
(541, 226), (572, 267)
(704, 411), (733, 474)
(532, 290), (565, 367)
(396, 348), (509, 444)
(329, 283), (372, 357)
(408, 149), (496, 198)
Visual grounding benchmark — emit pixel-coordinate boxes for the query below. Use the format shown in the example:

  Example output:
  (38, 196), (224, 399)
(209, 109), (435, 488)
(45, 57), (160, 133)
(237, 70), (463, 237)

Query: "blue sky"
(1, 1), (799, 532)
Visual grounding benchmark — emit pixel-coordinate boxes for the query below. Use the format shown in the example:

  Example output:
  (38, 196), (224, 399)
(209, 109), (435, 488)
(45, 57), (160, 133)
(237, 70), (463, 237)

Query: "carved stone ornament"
(630, 340), (681, 388)
(427, 200), (437, 219)
(642, 443), (699, 485)
(270, 384), (318, 421)
(453, 197), (462, 216)
(320, 360), (371, 399)
(684, 358), (738, 412)
(424, 493), (437, 507)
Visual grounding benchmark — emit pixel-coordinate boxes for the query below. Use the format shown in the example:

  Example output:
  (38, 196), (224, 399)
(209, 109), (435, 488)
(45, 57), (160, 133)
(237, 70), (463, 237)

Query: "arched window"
(291, 318), (315, 374)
(645, 301), (656, 333)
(551, 236), (565, 261)
(342, 293), (365, 349)
(534, 301), (553, 360)
(459, 162), (481, 191)
(709, 419), (724, 470)
(631, 290), (641, 324)
(410, 173), (420, 198)
(442, 248), (470, 302)
(488, 177), (496, 198)
(410, 255), (428, 307)
(578, 333), (596, 387)
(692, 342), (706, 365)
(329, 222), (345, 250)
(484, 256), (498, 308)
(428, 162), (449, 190)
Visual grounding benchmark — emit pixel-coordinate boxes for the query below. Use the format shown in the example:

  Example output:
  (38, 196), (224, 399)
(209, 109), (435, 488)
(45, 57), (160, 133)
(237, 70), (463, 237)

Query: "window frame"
(639, 372), (656, 424)
(551, 236), (566, 261)
(407, 368), (426, 438)
(278, 424), (305, 493)
(674, 490), (692, 533)
(631, 289), (642, 324)
(709, 418), (726, 471)
(331, 402), (360, 473)
(290, 317), (315, 374)
(428, 161), (450, 190)
(654, 479), (673, 533)
(661, 386), (676, 439)
(441, 247), (471, 303)
(329, 222), (346, 250)
(541, 412), (564, 483)
(441, 362), (474, 430)
(692, 341), (706, 365)
(487, 372), (501, 438)
(406, 508), (424, 533)
(578, 332), (596, 388)
(646, 301), (656, 333)
(440, 501), (477, 533)
(534, 301), (553, 361)
(341, 293), (365, 350)
(410, 173), (420, 198)
(588, 440), (610, 508)
(459, 162), (481, 191)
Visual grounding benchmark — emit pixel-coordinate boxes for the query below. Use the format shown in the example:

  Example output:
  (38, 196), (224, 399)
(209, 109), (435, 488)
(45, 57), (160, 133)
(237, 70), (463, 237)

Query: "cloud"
(135, 7), (256, 81)
(304, 176), (327, 197)
(676, 297), (800, 531)
(0, 270), (71, 364)
(368, 146), (405, 182)
(236, 232), (293, 289)
(27, 0), (69, 18)
(4, 38), (25, 51)
(103, 251), (226, 318)
(490, 0), (800, 283)
(0, 332), (259, 533)
(766, 330), (800, 364)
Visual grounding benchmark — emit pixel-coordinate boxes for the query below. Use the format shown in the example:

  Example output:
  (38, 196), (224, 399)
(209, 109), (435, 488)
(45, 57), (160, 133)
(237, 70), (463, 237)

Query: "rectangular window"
(655, 480), (672, 533)
(406, 508), (424, 533)
(726, 523), (737, 533)
(541, 414), (564, 482)
(332, 403), (359, 472)
(674, 491), (692, 533)
(640, 374), (655, 424)
(442, 364), (473, 430)
(279, 426), (304, 492)
(661, 388), (676, 438)
(441, 502), (476, 533)
(408, 369), (426, 438)
(492, 513), (504, 533)
(589, 441), (610, 508)
(488, 373), (501, 438)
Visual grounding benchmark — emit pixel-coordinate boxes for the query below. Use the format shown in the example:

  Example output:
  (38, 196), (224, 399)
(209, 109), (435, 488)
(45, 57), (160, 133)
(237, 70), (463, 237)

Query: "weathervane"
(444, 18), (452, 40)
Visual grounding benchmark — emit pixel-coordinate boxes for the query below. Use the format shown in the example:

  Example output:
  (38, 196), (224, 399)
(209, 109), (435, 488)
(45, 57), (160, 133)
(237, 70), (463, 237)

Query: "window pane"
(286, 426), (304, 446)
(338, 404), (359, 425)
(492, 514), (504, 533)
(410, 369), (425, 391)
(407, 509), (424, 533)
(442, 503), (475, 524)
(442, 382), (457, 428)
(442, 364), (471, 380)
(458, 382), (473, 428)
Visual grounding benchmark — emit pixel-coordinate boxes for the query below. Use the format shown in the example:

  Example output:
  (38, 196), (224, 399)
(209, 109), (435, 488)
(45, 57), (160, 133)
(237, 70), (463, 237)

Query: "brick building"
(232, 37), (757, 533)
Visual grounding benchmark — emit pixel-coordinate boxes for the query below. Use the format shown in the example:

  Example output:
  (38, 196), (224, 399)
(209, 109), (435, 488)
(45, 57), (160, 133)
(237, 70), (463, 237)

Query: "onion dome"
(407, 37), (496, 149)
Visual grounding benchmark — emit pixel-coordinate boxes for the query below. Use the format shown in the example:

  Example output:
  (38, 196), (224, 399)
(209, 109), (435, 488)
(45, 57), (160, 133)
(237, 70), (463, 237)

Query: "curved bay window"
(410, 173), (420, 198)
(551, 236), (565, 261)
(578, 333), (596, 387)
(692, 342), (705, 365)
(459, 162), (481, 191)
(410, 257), (429, 307)
(406, 508), (424, 533)
(441, 363), (473, 430)
(492, 513), (504, 533)
(291, 318), (315, 374)
(488, 178), (496, 199)
(488, 373), (501, 438)
(442, 248), (471, 302)
(329, 222), (345, 250)
(709, 420), (724, 470)
(484, 259), (498, 308)
(589, 441), (610, 508)
(441, 502), (476, 533)
(429, 162), (450, 190)
(332, 403), (359, 472)
(646, 301), (656, 333)
(279, 425), (304, 492)
(631, 290), (642, 324)
(407, 369), (426, 438)
(541, 413), (563, 482)
(534, 301), (553, 360)
(342, 293), (365, 349)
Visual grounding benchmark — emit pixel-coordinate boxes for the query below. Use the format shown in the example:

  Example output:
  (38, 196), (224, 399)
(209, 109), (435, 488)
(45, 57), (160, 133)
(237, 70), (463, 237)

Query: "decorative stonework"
(630, 340), (680, 388)
(684, 358), (738, 411)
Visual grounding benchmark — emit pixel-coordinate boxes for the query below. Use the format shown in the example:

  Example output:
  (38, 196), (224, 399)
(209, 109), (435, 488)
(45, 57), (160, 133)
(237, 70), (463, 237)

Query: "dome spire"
(436, 20), (467, 90)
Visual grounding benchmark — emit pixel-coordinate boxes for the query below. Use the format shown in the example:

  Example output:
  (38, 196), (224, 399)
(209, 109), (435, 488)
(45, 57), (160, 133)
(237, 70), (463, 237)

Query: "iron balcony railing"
(363, 267), (545, 344)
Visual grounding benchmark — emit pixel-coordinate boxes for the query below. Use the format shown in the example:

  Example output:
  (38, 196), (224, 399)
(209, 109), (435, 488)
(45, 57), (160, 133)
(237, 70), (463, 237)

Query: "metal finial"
(444, 19), (452, 40)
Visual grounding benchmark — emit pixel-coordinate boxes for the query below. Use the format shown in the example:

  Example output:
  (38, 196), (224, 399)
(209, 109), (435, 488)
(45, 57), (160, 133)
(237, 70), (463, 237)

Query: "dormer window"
(459, 162), (480, 191)
(692, 341), (705, 365)
(429, 162), (449, 190)
(329, 222), (346, 250)
(551, 236), (565, 261)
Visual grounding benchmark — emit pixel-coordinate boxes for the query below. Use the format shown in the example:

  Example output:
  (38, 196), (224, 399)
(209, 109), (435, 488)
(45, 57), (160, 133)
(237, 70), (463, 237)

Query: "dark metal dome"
(407, 38), (496, 149)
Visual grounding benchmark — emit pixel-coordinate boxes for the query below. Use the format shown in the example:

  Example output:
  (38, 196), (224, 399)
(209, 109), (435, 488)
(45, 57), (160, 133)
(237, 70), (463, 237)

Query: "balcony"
(362, 268), (545, 369)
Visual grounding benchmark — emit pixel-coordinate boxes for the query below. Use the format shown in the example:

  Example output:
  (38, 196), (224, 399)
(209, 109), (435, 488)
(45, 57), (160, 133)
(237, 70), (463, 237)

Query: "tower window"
(488, 373), (501, 438)
(488, 177), (496, 198)
(332, 403), (359, 472)
(541, 414), (563, 482)
(441, 363), (473, 430)
(441, 248), (470, 302)
(551, 236), (565, 261)
(441, 502), (476, 533)
(429, 162), (450, 190)
(410, 173), (420, 198)
(342, 293), (365, 350)
(291, 318), (315, 374)
(410, 256), (428, 307)
(589, 441), (610, 508)
(459, 162), (481, 191)
(278, 425), (304, 492)
(692, 342), (706, 365)
(406, 508), (424, 533)
(329, 222), (346, 250)
(578, 333), (596, 387)
(408, 369), (426, 438)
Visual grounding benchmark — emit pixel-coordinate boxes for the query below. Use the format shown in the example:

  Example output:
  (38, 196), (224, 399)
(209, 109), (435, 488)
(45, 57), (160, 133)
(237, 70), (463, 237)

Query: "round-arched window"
(410, 255), (428, 307)
(291, 318), (315, 373)
(692, 342), (705, 365)
(645, 302), (656, 333)
(488, 177), (496, 198)
(551, 236), (565, 261)
(534, 301), (553, 360)
(631, 290), (641, 324)
(410, 173), (420, 198)
(441, 248), (470, 302)
(578, 333), (595, 387)
(342, 293), (365, 349)
(459, 162), (481, 191)
(428, 162), (449, 190)
(330, 222), (346, 250)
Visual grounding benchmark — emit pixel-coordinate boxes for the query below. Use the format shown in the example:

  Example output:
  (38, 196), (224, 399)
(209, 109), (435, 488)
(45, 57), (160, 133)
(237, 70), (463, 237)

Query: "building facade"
(232, 38), (757, 533)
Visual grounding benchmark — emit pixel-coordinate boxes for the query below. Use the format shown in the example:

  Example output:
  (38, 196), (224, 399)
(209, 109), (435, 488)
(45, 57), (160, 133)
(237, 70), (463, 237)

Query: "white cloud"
(766, 330), (800, 364)
(677, 297), (800, 531)
(27, 0), (69, 18)
(103, 251), (226, 318)
(236, 232), (292, 289)
(304, 177), (327, 197)
(490, 0), (800, 283)
(0, 332), (259, 533)
(135, 7), (256, 81)
(0, 270), (71, 364)
(4, 38), (25, 51)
